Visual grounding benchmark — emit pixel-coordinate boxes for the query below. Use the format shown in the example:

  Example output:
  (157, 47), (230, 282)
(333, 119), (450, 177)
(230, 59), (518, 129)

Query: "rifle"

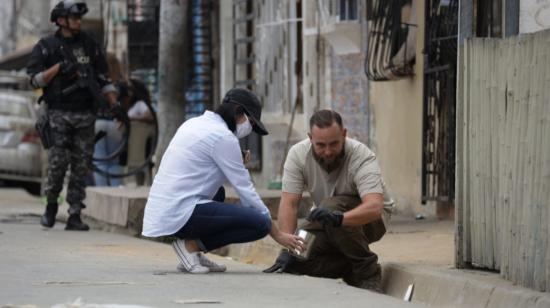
(57, 42), (129, 132)
(57, 44), (109, 111)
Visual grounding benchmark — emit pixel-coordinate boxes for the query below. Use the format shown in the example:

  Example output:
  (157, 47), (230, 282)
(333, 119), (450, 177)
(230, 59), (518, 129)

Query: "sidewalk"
(0, 188), (421, 308)
(372, 215), (454, 267)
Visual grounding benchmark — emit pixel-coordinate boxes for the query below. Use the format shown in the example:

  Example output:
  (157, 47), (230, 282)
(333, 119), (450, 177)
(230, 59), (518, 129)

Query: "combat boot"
(40, 202), (58, 228)
(351, 272), (382, 293)
(357, 277), (382, 293)
(65, 214), (89, 231)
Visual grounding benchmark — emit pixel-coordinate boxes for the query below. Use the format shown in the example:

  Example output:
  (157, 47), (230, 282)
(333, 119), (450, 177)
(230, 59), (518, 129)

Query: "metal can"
(290, 229), (316, 260)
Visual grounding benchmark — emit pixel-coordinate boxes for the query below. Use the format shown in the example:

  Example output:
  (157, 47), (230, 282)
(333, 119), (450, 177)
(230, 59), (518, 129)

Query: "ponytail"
(214, 101), (245, 132)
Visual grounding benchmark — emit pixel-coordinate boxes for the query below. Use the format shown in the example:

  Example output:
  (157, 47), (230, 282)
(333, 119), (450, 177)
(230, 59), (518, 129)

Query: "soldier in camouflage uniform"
(27, 1), (118, 231)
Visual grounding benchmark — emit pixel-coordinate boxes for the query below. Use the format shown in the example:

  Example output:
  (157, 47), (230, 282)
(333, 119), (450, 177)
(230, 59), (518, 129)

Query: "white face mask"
(234, 114), (253, 139)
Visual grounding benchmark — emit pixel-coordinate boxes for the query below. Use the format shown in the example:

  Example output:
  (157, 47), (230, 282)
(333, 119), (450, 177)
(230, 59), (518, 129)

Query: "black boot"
(65, 214), (89, 231)
(346, 271), (383, 293)
(40, 202), (58, 228)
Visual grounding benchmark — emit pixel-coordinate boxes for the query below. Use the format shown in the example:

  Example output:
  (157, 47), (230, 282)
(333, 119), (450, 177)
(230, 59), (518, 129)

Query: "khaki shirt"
(282, 138), (384, 206)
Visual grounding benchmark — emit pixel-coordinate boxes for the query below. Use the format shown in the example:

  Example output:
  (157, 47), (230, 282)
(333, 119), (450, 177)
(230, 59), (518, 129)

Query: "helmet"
(50, 1), (89, 23)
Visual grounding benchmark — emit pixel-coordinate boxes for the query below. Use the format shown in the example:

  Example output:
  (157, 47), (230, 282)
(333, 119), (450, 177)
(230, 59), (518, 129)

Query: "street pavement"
(0, 189), (423, 308)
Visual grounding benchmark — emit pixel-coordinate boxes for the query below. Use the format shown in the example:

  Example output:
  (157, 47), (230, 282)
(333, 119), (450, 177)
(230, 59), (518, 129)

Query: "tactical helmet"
(50, 1), (89, 23)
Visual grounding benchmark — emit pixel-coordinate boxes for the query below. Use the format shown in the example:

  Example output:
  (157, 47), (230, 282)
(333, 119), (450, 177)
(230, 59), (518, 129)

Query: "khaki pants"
(285, 196), (382, 290)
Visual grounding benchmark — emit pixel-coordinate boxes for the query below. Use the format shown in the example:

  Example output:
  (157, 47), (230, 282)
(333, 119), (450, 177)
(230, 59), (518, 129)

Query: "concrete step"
(84, 186), (313, 235)
(84, 186), (150, 234)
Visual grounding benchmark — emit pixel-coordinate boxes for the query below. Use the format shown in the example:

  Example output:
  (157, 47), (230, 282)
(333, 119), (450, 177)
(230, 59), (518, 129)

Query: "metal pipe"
(185, 0), (212, 119)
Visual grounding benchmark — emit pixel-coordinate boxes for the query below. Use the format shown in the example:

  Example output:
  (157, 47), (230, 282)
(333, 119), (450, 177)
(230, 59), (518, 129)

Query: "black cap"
(223, 88), (268, 136)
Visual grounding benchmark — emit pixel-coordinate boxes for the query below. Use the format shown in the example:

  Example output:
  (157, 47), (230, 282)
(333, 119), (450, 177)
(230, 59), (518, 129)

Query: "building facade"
(218, 0), (428, 216)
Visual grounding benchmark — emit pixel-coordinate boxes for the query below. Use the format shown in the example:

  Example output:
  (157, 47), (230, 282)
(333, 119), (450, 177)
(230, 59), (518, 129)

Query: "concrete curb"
(382, 263), (550, 308)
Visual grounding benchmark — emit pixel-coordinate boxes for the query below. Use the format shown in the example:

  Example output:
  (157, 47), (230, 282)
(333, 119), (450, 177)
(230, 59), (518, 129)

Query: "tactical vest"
(36, 33), (98, 111)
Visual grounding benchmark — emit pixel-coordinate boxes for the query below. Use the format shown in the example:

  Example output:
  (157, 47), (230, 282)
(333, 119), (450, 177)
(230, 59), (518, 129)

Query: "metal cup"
(290, 229), (316, 260)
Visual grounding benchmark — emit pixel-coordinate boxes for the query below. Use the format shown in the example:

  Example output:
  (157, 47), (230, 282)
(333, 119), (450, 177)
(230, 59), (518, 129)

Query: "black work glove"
(263, 250), (295, 273)
(307, 208), (344, 227)
(59, 59), (77, 76)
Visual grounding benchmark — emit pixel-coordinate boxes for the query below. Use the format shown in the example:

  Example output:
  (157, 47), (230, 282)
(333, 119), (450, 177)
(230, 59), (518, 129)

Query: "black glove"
(307, 208), (344, 227)
(59, 59), (77, 76)
(263, 250), (295, 273)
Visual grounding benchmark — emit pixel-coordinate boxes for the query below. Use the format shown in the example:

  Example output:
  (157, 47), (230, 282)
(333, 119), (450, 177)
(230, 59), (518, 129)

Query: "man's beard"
(65, 24), (81, 34)
(313, 148), (345, 173)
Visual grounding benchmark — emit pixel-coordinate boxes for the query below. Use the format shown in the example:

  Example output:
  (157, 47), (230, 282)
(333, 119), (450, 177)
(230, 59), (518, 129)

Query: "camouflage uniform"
(25, 1), (116, 231)
(27, 28), (114, 226)
(45, 109), (96, 214)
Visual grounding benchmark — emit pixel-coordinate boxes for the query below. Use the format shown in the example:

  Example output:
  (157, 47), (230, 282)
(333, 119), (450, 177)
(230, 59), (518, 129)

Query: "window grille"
(364, 0), (416, 81)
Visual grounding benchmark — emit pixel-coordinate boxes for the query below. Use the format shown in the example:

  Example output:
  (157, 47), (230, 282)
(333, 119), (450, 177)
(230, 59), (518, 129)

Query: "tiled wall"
(330, 53), (370, 145)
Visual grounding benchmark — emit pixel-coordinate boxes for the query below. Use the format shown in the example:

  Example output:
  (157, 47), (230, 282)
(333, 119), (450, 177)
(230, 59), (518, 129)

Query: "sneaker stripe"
(172, 241), (192, 269)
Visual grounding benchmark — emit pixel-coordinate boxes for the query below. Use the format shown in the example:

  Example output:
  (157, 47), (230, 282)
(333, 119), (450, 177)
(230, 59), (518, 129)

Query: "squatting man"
(264, 109), (389, 292)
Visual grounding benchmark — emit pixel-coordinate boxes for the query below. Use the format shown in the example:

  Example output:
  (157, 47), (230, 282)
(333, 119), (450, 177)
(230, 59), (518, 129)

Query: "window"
(328, 0), (358, 21)
(339, 0), (358, 21)
(127, 0), (159, 71)
(476, 0), (503, 37)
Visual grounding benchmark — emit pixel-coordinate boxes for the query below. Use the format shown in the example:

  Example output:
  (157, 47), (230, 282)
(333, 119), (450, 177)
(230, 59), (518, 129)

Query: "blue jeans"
(173, 201), (272, 252)
(93, 119), (122, 186)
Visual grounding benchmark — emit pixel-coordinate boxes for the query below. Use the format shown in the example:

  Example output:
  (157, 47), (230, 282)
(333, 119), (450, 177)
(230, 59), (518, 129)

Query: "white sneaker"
(178, 253), (227, 273)
(171, 239), (209, 274)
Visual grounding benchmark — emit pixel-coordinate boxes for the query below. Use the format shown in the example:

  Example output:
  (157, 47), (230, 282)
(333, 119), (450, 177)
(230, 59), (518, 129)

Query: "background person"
(27, 0), (118, 231)
(126, 78), (154, 123)
(123, 78), (155, 185)
(92, 81), (128, 186)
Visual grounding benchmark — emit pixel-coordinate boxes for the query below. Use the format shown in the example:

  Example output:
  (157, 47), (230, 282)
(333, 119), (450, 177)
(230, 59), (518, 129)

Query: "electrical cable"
(91, 100), (158, 178)
(91, 108), (130, 162)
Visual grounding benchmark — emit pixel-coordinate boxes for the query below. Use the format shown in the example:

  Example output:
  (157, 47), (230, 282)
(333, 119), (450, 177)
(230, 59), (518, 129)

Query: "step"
(84, 186), (312, 235)
(84, 186), (150, 234)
